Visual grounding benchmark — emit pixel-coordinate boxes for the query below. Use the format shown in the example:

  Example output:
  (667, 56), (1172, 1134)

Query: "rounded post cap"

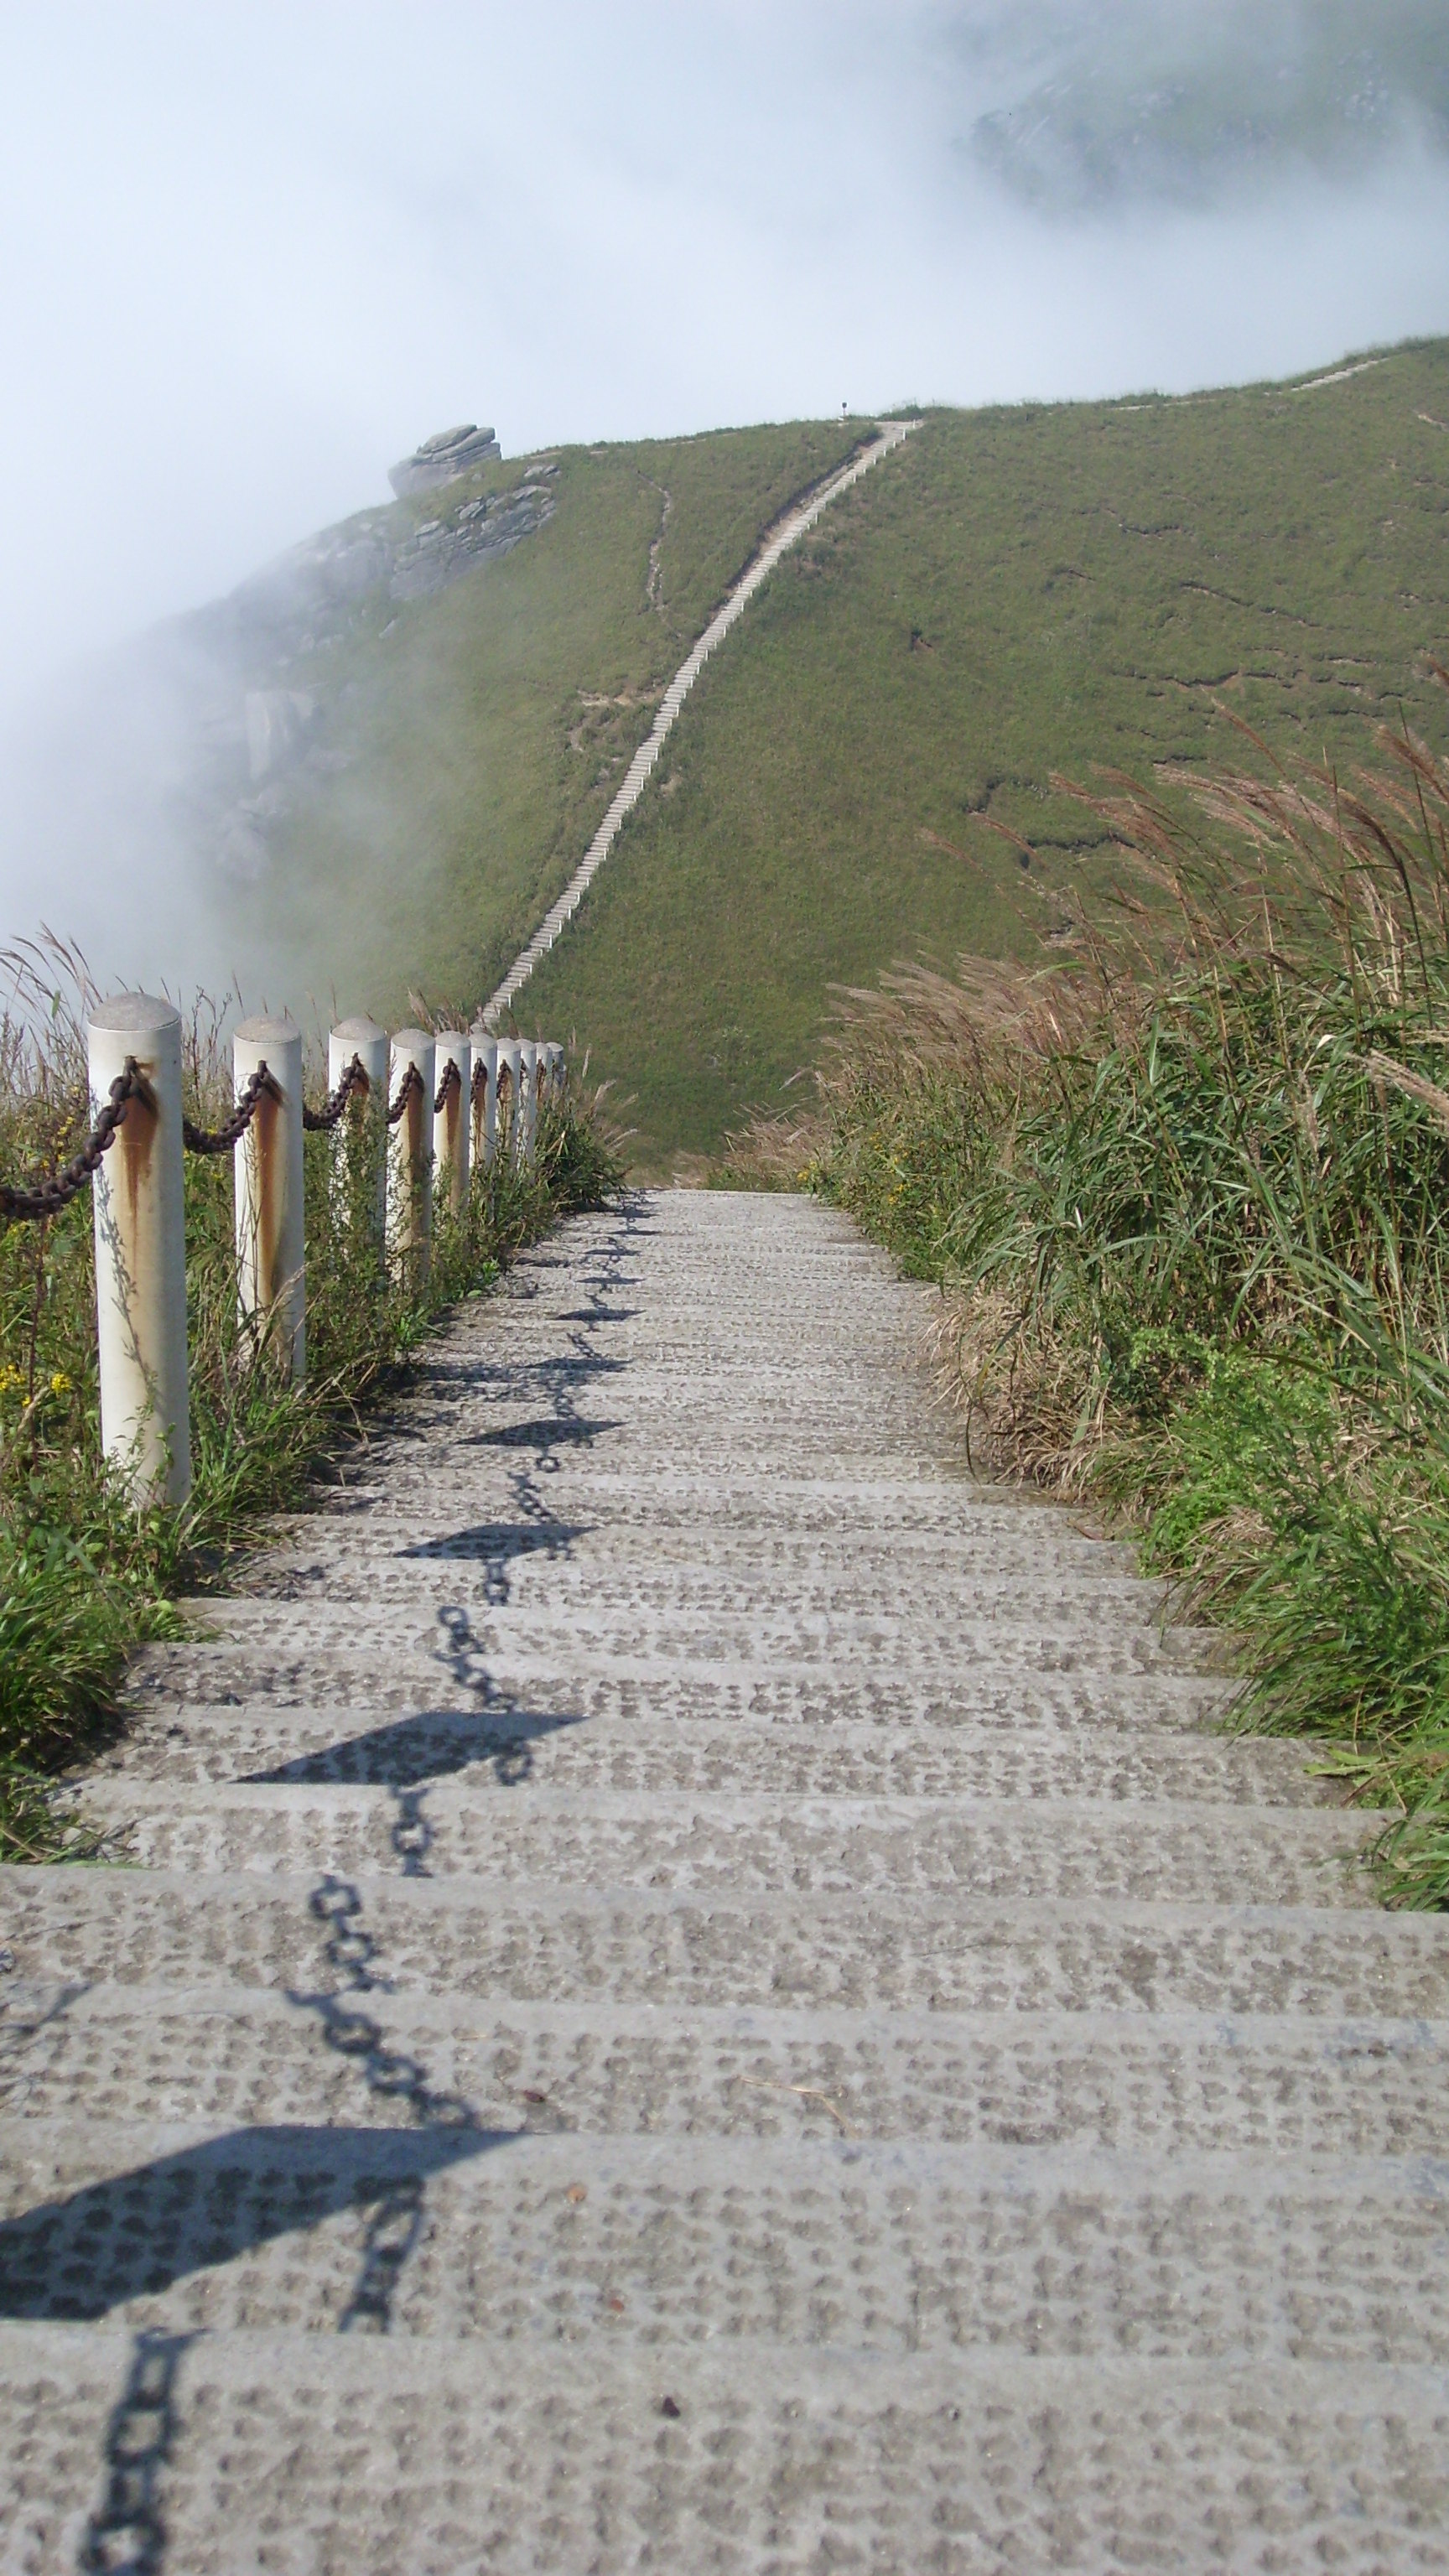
(433, 1029), (470, 1055)
(235, 1010), (300, 1043)
(332, 1015), (387, 1043)
(390, 1027), (434, 1053)
(91, 993), (182, 1035)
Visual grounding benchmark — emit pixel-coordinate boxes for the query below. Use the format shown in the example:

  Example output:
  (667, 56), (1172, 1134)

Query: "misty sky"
(3, 1), (1448, 729)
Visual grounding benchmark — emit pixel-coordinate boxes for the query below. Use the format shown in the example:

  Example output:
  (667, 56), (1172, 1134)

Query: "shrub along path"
(3, 1191), (1448, 2568)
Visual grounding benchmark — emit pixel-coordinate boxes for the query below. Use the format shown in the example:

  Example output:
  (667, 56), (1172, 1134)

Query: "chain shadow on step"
(0, 2122), (507, 2326)
(242, 1589), (589, 1791)
(75, 2326), (199, 2576)
(1, 1877), (512, 2332)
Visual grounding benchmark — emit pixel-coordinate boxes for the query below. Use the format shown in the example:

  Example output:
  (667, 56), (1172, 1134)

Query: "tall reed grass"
(736, 703), (1449, 1904)
(0, 947), (621, 1856)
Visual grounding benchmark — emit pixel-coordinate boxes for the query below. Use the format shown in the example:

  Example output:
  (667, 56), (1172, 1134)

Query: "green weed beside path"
(0, 958), (621, 1858)
(742, 716), (1449, 1906)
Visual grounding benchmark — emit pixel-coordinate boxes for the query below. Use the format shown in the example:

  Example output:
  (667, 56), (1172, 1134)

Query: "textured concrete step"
(89, 1711), (1325, 1805)
(253, 1481), (1133, 1544)
(7, 1871), (1445, 2017)
(79, 1783), (1375, 1906)
(293, 1472), (1113, 1540)
(123, 1657), (1235, 1731)
(5, 2122), (1446, 2362)
(8, 1988), (1448, 2160)
(177, 1575), (1184, 1632)
(226, 1532), (1154, 1598)
(3, 2329), (1446, 2575)
(147, 1603), (1216, 1684)
(212, 1563), (1178, 1626)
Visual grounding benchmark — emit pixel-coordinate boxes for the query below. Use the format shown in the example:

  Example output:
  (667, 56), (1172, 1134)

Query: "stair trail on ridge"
(484, 420), (919, 1027)
(3, 1190), (1448, 2572)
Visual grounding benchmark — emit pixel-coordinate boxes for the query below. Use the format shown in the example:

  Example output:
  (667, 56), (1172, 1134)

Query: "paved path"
(3, 1192), (1448, 2572)
(484, 422), (919, 1026)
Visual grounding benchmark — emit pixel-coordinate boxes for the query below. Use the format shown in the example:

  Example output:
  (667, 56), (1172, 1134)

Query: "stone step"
(227, 1524), (1146, 1586)
(213, 1562), (1175, 1622)
(6, 2328), (1442, 2574)
(8, 2101), (1443, 2359)
(297, 1472), (1075, 1530)
(8, 1872), (1446, 2018)
(153, 1603), (1213, 1681)
(123, 1659), (1234, 1731)
(89, 1711), (1321, 1805)
(6, 1987), (1448, 2160)
(4, 2123), (1446, 2362)
(77, 1783), (1374, 1907)
(128, 1644), (1221, 1722)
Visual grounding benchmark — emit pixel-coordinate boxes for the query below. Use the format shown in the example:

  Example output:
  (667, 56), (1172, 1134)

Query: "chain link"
(181, 1062), (279, 1156)
(3, 1036), (518, 1221)
(302, 1052), (369, 1132)
(387, 1062), (424, 1126)
(0, 1058), (147, 1228)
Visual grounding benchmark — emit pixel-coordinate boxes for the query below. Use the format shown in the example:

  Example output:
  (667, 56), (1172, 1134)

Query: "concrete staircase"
(3, 1191), (1447, 2573)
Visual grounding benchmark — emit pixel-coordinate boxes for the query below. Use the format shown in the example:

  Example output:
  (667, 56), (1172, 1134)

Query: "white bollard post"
(517, 1041), (539, 1164)
(233, 1012), (305, 1383)
(329, 1015), (388, 1246)
(87, 995), (191, 1507)
(470, 1032), (499, 1167)
(387, 1027), (435, 1280)
(494, 1039), (522, 1163)
(431, 1031), (470, 1218)
(545, 1041), (567, 1103)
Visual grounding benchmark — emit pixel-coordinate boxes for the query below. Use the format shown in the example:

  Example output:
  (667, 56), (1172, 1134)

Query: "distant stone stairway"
(482, 419), (918, 1027)
(3, 1192), (1448, 2572)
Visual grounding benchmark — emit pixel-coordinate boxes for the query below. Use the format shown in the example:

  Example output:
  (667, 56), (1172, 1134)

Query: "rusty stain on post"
(87, 995), (191, 1505)
(470, 1032), (500, 1168)
(234, 1012), (305, 1383)
(329, 1015), (388, 1246)
(517, 1041), (540, 1165)
(387, 1028), (435, 1281)
(494, 1040), (521, 1163)
(432, 1031), (471, 1217)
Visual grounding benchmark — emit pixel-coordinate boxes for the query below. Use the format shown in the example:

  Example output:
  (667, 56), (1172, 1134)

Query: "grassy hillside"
(516, 339), (1449, 1166)
(217, 418), (863, 1018)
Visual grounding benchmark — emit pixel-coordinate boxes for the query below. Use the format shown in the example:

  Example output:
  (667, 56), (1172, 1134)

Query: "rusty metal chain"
(433, 1060), (461, 1117)
(470, 1060), (489, 1107)
(0, 1057), (147, 1228)
(181, 1061), (278, 1156)
(302, 1052), (369, 1132)
(387, 1062), (424, 1125)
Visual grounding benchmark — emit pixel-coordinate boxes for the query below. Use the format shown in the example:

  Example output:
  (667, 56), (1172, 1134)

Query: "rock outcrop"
(188, 464), (557, 880)
(387, 423), (500, 498)
(244, 688), (315, 783)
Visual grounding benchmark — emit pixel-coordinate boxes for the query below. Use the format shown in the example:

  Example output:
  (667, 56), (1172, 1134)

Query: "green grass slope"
(516, 340), (1449, 1166)
(221, 419), (863, 1019)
